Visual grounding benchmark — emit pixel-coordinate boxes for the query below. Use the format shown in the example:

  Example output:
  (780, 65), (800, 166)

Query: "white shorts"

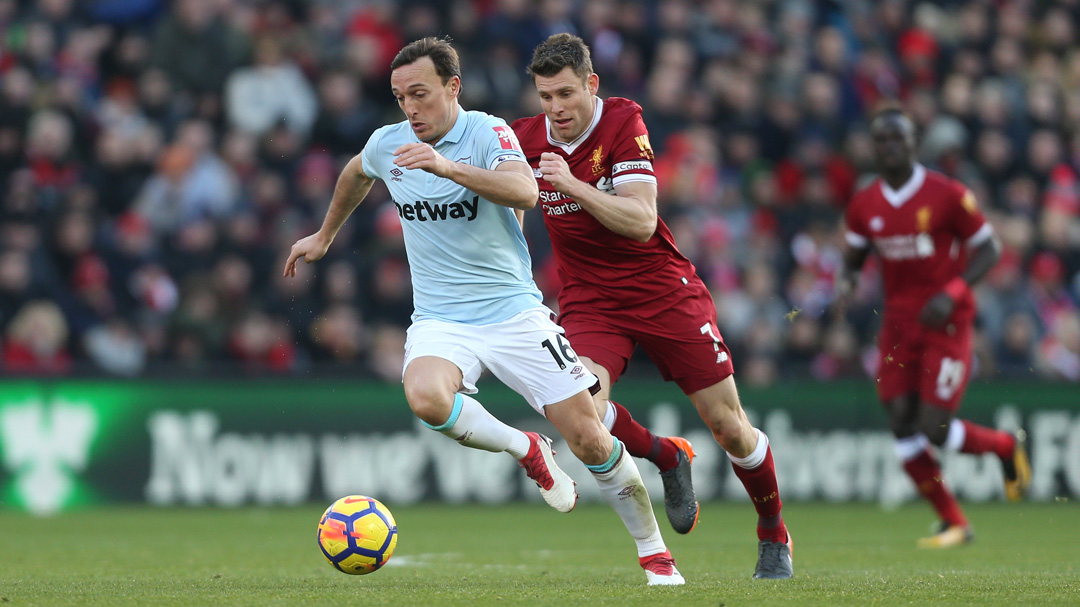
(403, 308), (598, 415)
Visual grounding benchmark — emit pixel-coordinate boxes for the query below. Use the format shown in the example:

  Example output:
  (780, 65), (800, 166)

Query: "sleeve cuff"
(488, 153), (527, 171)
(965, 223), (993, 248)
(845, 231), (869, 248)
(611, 174), (657, 187)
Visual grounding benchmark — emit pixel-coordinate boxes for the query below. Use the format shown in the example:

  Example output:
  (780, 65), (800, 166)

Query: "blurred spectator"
(0, 249), (36, 327)
(1028, 252), (1078, 333)
(310, 303), (366, 363)
(997, 312), (1038, 379)
(227, 310), (294, 373)
(149, 0), (249, 95)
(1038, 311), (1080, 381)
(84, 317), (147, 376)
(812, 321), (861, 381)
(0, 1), (1075, 383)
(2, 300), (71, 374)
(309, 69), (380, 159)
(367, 323), (406, 383)
(225, 35), (317, 138)
(134, 119), (238, 235)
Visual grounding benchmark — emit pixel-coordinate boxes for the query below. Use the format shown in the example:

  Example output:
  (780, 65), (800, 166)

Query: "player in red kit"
(512, 33), (792, 579)
(840, 109), (1032, 548)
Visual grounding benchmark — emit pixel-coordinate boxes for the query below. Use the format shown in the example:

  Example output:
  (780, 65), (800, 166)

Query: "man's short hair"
(871, 105), (910, 124)
(391, 37), (461, 83)
(527, 33), (593, 81)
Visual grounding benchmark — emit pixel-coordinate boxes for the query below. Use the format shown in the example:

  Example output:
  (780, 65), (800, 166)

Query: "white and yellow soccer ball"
(317, 495), (398, 575)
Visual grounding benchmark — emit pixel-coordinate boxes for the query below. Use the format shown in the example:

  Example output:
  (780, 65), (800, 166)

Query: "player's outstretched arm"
(538, 152), (657, 242)
(393, 142), (538, 209)
(283, 153), (375, 277)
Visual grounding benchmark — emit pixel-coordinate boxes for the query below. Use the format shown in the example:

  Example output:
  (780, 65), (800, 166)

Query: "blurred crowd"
(1, 0), (1078, 384)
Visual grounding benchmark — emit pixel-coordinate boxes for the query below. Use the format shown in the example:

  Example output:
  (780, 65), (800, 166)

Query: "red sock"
(609, 401), (679, 471)
(731, 446), (787, 543)
(960, 420), (1015, 460)
(902, 450), (967, 527)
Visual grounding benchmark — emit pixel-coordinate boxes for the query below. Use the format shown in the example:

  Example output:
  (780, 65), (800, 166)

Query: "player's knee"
(403, 380), (455, 427)
(886, 414), (916, 439)
(883, 398), (918, 438)
(566, 423), (611, 466)
(701, 398), (749, 447)
(915, 404), (952, 446)
(918, 418), (950, 446)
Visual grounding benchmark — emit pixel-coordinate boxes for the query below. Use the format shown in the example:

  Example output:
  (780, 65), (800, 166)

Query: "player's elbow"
(630, 221), (652, 241)
(513, 178), (539, 210)
(631, 217), (657, 243)
(516, 194), (538, 210)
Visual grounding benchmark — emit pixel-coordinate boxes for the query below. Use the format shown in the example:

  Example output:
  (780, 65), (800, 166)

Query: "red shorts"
(557, 278), (734, 395)
(876, 318), (973, 411)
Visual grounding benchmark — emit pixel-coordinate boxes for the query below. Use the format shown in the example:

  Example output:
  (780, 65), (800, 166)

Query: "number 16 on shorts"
(541, 333), (579, 370)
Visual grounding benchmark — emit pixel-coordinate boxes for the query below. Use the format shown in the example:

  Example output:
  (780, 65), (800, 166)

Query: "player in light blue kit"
(283, 37), (682, 585)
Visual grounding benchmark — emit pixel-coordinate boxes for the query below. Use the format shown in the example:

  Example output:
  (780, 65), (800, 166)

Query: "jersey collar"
(546, 96), (604, 155)
(880, 163), (926, 208)
(434, 105), (466, 146)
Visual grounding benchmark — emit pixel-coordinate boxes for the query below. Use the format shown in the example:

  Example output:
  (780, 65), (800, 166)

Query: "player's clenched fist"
(283, 232), (331, 277)
(393, 142), (451, 176)
(538, 152), (579, 195)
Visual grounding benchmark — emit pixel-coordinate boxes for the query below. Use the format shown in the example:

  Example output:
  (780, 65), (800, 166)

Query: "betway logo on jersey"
(394, 196), (479, 222)
(873, 233), (935, 260)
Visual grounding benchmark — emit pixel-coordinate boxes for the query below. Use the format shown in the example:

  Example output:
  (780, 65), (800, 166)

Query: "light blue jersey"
(360, 107), (544, 324)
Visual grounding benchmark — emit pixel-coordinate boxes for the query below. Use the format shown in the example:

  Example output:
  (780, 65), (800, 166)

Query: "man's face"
(390, 56), (459, 143)
(870, 114), (916, 173)
(533, 66), (599, 143)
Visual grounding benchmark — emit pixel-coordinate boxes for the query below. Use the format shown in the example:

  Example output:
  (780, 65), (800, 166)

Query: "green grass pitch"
(1, 502), (1076, 606)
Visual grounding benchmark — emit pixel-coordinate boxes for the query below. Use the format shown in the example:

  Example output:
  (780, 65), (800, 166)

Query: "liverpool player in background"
(513, 34), (792, 579)
(839, 108), (1032, 548)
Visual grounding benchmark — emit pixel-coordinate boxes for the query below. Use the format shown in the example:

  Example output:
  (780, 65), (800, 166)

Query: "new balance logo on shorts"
(717, 351), (729, 364)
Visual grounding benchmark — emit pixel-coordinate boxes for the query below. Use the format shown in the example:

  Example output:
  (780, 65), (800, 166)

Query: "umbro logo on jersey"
(390, 168), (403, 182)
(393, 196), (479, 222)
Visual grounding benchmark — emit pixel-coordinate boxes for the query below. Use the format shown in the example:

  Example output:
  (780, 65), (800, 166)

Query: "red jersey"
(845, 165), (992, 325)
(512, 97), (697, 312)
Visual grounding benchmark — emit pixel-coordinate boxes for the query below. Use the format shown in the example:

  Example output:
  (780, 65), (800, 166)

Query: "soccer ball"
(317, 495), (398, 575)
